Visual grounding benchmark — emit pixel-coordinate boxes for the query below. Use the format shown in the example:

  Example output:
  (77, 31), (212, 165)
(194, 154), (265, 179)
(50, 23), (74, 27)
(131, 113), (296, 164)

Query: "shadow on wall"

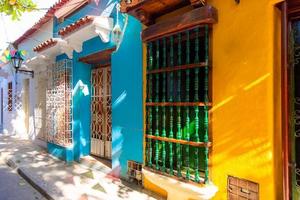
(8, 110), (27, 138)
(110, 90), (127, 177)
(211, 72), (274, 197)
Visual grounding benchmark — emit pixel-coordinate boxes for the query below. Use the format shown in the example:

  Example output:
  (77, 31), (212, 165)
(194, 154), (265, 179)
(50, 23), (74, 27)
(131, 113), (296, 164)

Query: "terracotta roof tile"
(58, 16), (94, 37)
(33, 38), (58, 52)
(13, 0), (71, 46)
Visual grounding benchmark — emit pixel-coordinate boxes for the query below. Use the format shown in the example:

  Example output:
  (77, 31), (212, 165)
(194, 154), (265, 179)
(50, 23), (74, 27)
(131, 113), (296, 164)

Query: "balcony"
(120, 0), (206, 25)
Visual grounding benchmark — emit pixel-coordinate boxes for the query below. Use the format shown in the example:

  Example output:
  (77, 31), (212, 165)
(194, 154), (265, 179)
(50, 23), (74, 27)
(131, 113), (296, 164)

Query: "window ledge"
(143, 168), (218, 200)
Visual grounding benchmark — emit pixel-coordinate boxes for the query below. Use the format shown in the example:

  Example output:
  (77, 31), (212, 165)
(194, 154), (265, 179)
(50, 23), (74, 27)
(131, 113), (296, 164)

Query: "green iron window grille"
(145, 25), (211, 184)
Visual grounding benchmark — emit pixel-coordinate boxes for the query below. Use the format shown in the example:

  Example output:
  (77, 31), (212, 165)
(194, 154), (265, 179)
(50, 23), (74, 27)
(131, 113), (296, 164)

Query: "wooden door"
(23, 79), (30, 133)
(91, 66), (112, 159)
(35, 76), (47, 140)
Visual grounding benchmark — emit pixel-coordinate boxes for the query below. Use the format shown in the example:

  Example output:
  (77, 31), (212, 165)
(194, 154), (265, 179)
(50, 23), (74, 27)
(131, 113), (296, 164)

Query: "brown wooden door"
(35, 76), (47, 140)
(23, 79), (30, 133)
(91, 66), (112, 159)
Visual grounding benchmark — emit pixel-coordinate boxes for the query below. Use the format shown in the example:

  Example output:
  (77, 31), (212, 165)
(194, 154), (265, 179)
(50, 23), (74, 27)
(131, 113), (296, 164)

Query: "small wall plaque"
(228, 175), (259, 200)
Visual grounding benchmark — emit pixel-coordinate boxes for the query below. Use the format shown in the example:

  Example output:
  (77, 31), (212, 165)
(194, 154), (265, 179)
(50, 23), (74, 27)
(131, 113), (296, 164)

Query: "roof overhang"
(33, 38), (74, 59)
(55, 0), (90, 21)
(13, 0), (71, 46)
(120, 0), (206, 25)
(59, 16), (113, 53)
(23, 55), (53, 72)
(142, 5), (217, 42)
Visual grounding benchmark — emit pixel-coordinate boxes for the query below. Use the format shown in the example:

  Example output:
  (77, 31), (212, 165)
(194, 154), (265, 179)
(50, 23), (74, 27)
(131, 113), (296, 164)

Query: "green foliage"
(0, 0), (37, 20)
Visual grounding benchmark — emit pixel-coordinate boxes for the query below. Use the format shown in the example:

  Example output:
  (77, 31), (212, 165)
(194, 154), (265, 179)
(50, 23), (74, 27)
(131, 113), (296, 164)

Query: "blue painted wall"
(47, 142), (74, 163)
(111, 16), (143, 177)
(48, 0), (143, 178)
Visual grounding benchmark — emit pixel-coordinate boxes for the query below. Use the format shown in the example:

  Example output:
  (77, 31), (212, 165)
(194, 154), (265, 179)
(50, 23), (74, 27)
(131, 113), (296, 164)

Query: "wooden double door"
(90, 66), (112, 159)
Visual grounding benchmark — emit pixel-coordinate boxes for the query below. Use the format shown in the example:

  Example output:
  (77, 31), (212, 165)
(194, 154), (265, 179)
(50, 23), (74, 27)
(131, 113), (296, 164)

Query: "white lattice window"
(7, 82), (12, 112)
(46, 59), (73, 146)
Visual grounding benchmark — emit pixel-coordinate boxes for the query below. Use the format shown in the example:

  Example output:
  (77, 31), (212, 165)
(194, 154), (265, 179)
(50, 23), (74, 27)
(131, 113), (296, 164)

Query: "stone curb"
(17, 167), (54, 200)
(5, 158), (54, 200)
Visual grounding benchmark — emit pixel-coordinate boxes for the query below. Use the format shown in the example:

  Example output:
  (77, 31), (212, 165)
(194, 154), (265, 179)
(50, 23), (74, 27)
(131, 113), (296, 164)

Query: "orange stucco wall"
(209, 0), (283, 199)
(143, 0), (284, 199)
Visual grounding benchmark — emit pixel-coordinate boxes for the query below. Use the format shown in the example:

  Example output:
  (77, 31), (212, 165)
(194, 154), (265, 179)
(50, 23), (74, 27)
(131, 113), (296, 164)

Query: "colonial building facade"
(1, 0), (300, 199)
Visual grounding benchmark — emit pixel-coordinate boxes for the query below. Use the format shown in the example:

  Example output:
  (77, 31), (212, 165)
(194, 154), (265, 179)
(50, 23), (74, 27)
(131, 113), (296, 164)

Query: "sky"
(0, 0), (58, 51)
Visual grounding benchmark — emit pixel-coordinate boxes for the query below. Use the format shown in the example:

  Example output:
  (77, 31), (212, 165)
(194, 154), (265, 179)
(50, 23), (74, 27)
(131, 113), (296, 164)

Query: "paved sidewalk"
(0, 135), (164, 200)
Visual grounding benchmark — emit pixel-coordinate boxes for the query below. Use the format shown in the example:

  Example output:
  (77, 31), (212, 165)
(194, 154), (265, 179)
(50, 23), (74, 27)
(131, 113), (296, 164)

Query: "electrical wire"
(0, 1), (127, 57)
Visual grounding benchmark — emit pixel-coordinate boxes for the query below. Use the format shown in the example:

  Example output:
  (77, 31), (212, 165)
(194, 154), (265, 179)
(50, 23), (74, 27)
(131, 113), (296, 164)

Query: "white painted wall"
(18, 20), (53, 60)
(0, 20), (53, 141)
(0, 65), (27, 136)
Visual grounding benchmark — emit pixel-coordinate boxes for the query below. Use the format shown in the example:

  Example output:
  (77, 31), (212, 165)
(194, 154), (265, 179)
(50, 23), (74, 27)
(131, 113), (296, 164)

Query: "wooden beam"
(78, 47), (116, 65)
(147, 62), (207, 74)
(142, 5), (217, 42)
(282, 2), (291, 200)
(146, 102), (212, 107)
(146, 135), (212, 148)
(121, 0), (190, 25)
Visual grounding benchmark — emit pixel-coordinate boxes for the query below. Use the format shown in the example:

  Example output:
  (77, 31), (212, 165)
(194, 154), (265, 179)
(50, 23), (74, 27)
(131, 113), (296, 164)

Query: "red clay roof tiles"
(33, 38), (58, 52)
(58, 16), (94, 37)
(13, 0), (71, 46)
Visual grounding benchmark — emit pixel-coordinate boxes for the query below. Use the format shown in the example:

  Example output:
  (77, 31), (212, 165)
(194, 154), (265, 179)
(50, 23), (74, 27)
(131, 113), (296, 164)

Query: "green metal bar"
(155, 40), (160, 170)
(162, 38), (167, 172)
(163, 37), (167, 68)
(176, 33), (182, 177)
(291, 23), (298, 198)
(194, 28), (200, 183)
(148, 42), (153, 167)
(185, 30), (190, 180)
(204, 25), (209, 183)
(169, 36), (174, 175)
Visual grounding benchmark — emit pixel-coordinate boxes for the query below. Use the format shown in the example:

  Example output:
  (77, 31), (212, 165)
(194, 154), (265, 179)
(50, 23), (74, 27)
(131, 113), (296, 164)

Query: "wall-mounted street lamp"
(10, 51), (34, 78)
(112, 3), (123, 46)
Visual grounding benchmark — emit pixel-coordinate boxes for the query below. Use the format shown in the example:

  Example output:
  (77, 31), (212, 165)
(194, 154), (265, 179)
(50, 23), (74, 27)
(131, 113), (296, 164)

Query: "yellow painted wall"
(142, 0), (284, 199)
(208, 0), (283, 199)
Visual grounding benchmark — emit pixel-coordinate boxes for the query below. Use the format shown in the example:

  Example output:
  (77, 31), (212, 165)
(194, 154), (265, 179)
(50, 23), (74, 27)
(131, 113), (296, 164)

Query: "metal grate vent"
(127, 160), (142, 185)
(228, 175), (259, 200)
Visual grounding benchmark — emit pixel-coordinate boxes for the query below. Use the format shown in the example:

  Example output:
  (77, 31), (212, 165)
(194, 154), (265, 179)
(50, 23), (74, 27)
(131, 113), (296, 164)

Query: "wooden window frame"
(281, 1), (300, 199)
